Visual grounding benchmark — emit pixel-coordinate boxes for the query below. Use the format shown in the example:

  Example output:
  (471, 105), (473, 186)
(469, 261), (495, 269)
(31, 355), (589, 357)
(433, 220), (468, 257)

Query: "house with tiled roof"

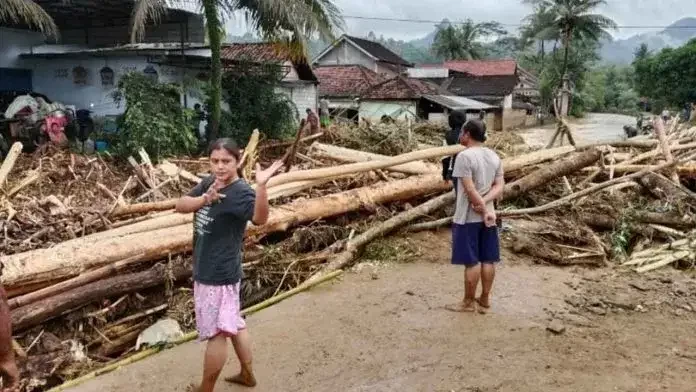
(220, 42), (319, 115)
(312, 35), (413, 78)
(314, 64), (385, 120)
(357, 75), (494, 123)
(407, 59), (539, 130)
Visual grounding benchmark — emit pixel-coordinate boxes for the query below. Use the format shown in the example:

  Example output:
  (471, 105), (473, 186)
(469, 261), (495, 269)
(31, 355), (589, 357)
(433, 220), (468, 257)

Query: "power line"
(342, 15), (696, 29)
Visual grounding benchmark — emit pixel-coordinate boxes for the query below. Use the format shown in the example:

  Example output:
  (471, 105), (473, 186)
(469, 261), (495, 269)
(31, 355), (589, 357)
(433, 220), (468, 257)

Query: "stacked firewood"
(0, 119), (694, 391)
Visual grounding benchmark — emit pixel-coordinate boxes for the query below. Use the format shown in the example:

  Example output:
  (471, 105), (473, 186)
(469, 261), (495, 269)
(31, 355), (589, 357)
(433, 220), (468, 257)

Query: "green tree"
(633, 39), (696, 110)
(524, 0), (616, 84)
(130, 0), (343, 141)
(112, 73), (197, 160)
(432, 19), (507, 60)
(520, 4), (559, 64)
(0, 0), (58, 38)
(214, 61), (298, 144)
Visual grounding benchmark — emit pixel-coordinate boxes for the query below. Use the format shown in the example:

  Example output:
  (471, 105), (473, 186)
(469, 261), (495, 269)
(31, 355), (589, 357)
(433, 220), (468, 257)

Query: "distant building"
(312, 35), (413, 78)
(407, 59), (539, 130)
(314, 64), (386, 121)
(358, 75), (494, 123)
(218, 43), (319, 117)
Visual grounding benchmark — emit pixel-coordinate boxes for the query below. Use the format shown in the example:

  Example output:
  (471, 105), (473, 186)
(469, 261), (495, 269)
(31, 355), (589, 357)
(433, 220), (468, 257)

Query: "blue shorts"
(452, 222), (500, 266)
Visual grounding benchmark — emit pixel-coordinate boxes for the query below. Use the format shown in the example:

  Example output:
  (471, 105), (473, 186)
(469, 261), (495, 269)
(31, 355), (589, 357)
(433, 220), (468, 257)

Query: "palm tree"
(520, 4), (559, 64)
(433, 19), (506, 60)
(130, 0), (343, 141)
(0, 0), (59, 38)
(523, 0), (616, 81)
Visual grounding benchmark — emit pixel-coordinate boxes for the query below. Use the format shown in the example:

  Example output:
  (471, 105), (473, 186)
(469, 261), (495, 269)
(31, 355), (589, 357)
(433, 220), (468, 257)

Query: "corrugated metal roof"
(422, 95), (494, 111)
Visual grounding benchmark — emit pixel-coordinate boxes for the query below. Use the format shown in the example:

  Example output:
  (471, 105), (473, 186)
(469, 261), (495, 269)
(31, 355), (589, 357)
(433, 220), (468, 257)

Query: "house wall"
(359, 101), (417, 122)
(22, 55), (200, 116)
(502, 108), (532, 130)
(277, 83), (317, 120)
(503, 94), (513, 109)
(315, 41), (377, 72)
(0, 28), (45, 69)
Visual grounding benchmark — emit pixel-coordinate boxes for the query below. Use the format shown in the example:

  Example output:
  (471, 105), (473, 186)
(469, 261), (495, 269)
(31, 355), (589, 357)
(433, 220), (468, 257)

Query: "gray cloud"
(226, 0), (696, 41)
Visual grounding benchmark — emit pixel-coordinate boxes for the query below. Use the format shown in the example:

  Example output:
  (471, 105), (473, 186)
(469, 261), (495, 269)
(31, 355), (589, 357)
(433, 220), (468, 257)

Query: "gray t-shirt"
(451, 147), (503, 224)
(188, 176), (255, 285)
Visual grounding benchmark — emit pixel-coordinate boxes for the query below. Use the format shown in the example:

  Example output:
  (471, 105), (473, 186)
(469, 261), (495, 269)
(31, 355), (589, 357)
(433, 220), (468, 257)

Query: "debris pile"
(0, 118), (694, 390)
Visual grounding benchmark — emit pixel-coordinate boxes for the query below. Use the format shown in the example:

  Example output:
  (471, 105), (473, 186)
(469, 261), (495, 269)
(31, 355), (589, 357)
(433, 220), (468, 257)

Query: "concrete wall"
(502, 108), (533, 130)
(315, 41), (377, 72)
(503, 94), (513, 109)
(0, 28), (45, 68)
(22, 55), (200, 116)
(359, 101), (417, 122)
(277, 83), (317, 120)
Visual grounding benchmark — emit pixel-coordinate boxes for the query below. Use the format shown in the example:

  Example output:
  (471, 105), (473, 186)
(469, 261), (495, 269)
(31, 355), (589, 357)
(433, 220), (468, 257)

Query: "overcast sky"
(223, 0), (696, 41)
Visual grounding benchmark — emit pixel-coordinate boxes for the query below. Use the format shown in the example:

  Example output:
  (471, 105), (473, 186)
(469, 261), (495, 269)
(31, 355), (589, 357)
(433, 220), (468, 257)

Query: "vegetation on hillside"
(633, 39), (696, 112)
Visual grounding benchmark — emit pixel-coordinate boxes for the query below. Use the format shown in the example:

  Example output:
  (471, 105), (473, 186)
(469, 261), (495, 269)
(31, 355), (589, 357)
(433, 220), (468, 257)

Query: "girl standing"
(177, 138), (283, 391)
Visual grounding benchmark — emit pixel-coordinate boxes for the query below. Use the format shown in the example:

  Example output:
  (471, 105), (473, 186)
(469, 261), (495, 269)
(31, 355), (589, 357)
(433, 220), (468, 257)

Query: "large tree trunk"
(640, 172), (696, 206)
(11, 263), (191, 332)
(8, 254), (146, 309)
(112, 145), (465, 217)
(309, 142), (438, 174)
(0, 174), (451, 291)
(309, 191), (456, 281)
(202, 0), (222, 141)
(311, 142), (576, 178)
(504, 149), (601, 199)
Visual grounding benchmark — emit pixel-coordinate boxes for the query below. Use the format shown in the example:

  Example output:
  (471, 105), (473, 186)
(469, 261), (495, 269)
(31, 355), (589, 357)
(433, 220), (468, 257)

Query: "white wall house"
(313, 35), (413, 78)
(0, 4), (206, 116)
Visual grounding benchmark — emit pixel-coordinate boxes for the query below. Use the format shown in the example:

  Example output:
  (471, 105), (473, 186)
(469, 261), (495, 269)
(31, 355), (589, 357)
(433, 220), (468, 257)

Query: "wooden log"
(640, 173), (696, 204)
(0, 174), (451, 290)
(311, 142), (576, 178)
(577, 139), (659, 149)
(265, 145), (465, 188)
(7, 169), (39, 197)
(11, 262), (191, 332)
(309, 191), (456, 281)
(8, 253), (146, 309)
(582, 164), (696, 177)
(99, 329), (143, 357)
(504, 149), (601, 200)
(0, 142), (22, 190)
(70, 178), (340, 247)
(619, 141), (696, 166)
(500, 152), (696, 217)
(309, 142), (438, 174)
(653, 118), (680, 183)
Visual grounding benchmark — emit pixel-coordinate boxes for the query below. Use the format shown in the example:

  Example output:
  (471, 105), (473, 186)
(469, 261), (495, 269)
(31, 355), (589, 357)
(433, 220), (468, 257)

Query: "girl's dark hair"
(208, 138), (244, 178)
(462, 119), (487, 142)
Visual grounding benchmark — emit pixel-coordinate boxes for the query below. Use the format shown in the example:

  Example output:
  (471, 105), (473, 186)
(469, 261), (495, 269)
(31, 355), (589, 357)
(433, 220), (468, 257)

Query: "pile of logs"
(0, 118), (695, 391)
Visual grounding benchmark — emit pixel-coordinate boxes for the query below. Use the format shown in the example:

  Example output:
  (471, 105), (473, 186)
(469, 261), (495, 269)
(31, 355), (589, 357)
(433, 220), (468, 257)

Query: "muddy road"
(67, 230), (696, 392)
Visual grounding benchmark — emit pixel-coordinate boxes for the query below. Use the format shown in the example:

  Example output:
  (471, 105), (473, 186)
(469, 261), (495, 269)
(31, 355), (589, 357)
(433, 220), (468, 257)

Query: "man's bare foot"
(445, 299), (476, 313)
(225, 368), (257, 388)
(186, 383), (200, 392)
(476, 296), (491, 314)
